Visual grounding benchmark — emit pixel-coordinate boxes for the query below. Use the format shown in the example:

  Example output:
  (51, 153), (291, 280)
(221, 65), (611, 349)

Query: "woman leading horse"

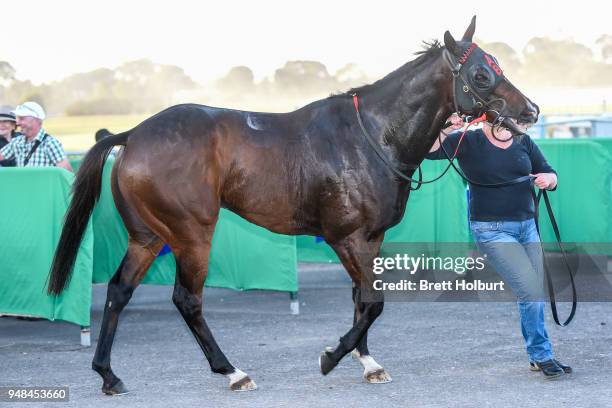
(428, 115), (570, 379)
(48, 17), (539, 394)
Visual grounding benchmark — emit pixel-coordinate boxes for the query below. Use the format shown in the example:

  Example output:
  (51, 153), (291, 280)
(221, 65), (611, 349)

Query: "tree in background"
(596, 35), (612, 64)
(0, 59), (197, 116)
(0, 61), (15, 86)
(2, 35), (612, 115)
(274, 60), (338, 98)
(215, 66), (255, 93)
(476, 40), (522, 77)
(521, 37), (602, 87)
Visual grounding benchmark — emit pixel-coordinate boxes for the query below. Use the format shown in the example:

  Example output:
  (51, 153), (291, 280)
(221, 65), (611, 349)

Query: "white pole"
(80, 326), (91, 347)
(289, 292), (299, 315)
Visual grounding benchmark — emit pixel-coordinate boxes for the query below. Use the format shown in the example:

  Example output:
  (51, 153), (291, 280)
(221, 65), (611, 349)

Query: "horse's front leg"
(350, 285), (392, 383)
(320, 232), (391, 383)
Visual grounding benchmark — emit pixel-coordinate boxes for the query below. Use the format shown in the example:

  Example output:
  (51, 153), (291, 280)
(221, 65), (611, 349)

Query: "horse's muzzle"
(519, 100), (539, 125)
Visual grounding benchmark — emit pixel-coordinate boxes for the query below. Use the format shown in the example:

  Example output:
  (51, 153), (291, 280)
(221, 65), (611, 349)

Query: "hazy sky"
(3, 0), (610, 85)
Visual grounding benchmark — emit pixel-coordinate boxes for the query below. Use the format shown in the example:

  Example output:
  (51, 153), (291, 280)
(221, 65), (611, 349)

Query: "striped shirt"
(0, 128), (66, 167)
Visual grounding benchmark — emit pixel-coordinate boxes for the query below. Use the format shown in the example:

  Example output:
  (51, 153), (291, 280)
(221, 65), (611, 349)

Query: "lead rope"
(533, 189), (578, 326)
(352, 94), (485, 190)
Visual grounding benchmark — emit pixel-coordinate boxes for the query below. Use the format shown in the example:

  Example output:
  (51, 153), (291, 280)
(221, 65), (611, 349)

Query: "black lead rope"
(352, 94), (426, 191)
(352, 94), (475, 191)
(533, 189), (578, 326)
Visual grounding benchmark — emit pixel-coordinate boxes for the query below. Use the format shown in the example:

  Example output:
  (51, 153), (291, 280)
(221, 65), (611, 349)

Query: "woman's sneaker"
(530, 359), (572, 374)
(529, 359), (570, 379)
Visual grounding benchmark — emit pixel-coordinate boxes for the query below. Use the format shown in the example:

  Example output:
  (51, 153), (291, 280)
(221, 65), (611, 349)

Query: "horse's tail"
(47, 131), (130, 295)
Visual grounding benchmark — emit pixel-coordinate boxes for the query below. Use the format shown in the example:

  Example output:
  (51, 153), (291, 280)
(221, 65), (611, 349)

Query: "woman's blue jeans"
(470, 218), (554, 363)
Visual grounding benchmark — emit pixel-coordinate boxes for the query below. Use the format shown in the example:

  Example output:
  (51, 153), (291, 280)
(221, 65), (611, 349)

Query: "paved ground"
(1, 264), (611, 408)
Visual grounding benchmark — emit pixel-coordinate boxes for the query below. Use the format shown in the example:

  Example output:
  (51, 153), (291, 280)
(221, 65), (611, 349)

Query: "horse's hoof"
(102, 379), (129, 395)
(319, 349), (338, 375)
(230, 376), (258, 392)
(364, 368), (393, 384)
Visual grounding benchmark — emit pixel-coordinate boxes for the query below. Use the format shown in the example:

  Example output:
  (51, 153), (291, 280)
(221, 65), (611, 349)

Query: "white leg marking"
(352, 349), (392, 384)
(360, 355), (384, 373)
(227, 369), (248, 384)
(227, 368), (257, 391)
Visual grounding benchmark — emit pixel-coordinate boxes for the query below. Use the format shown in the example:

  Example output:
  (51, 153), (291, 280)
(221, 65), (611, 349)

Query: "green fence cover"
(536, 139), (612, 244)
(1, 160), (297, 326)
(0, 168), (93, 326)
(2, 139), (607, 324)
(297, 139), (612, 262)
(91, 159), (298, 292)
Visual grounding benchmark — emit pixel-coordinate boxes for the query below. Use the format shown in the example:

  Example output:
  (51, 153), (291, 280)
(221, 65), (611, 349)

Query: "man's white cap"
(12, 101), (46, 121)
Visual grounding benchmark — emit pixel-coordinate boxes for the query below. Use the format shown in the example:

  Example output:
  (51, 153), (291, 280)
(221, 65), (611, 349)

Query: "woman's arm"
(429, 114), (464, 153)
(526, 136), (557, 190)
(56, 158), (74, 172)
(426, 114), (465, 160)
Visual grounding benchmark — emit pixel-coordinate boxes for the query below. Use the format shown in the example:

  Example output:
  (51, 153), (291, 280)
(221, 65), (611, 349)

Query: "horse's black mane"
(414, 39), (443, 55)
(333, 40), (444, 98)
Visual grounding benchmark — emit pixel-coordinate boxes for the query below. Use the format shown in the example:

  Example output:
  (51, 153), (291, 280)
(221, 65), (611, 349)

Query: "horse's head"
(443, 16), (538, 134)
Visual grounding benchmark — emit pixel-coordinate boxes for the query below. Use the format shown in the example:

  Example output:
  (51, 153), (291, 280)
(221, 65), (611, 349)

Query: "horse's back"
(111, 103), (303, 232)
(112, 99), (382, 236)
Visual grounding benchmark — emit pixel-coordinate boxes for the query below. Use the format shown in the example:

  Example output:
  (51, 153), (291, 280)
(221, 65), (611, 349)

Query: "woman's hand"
(444, 113), (464, 133)
(531, 173), (557, 190)
(430, 114), (464, 153)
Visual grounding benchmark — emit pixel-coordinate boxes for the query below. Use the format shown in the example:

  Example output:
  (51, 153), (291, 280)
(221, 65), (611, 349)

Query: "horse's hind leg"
(171, 224), (257, 392)
(92, 239), (161, 395)
(320, 231), (391, 382)
(350, 285), (392, 383)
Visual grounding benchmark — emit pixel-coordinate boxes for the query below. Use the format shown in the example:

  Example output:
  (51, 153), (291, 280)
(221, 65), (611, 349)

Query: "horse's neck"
(362, 56), (453, 170)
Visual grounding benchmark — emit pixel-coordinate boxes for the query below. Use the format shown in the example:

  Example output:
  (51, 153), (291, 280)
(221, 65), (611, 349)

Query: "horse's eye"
(472, 68), (491, 90)
(474, 72), (488, 83)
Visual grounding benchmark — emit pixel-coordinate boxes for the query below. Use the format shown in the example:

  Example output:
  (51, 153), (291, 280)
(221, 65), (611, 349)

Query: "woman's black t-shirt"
(426, 129), (556, 221)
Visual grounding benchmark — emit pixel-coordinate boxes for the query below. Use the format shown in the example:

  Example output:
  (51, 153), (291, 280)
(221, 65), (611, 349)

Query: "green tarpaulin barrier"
(90, 159), (298, 291)
(297, 138), (612, 262)
(0, 160), (298, 326)
(2, 139), (610, 325)
(536, 139), (611, 244)
(0, 168), (93, 326)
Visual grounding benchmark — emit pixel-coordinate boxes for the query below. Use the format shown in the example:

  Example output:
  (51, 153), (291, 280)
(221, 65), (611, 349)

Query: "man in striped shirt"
(0, 101), (73, 171)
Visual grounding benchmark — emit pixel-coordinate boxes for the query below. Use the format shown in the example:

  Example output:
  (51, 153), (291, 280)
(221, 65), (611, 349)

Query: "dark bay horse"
(48, 17), (538, 394)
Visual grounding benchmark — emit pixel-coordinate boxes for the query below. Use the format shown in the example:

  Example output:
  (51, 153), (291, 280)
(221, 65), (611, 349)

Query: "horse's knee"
(172, 285), (202, 317)
(366, 301), (384, 319)
(106, 282), (135, 312)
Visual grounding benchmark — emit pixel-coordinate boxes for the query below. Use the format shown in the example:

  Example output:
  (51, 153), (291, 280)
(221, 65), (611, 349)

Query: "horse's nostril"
(519, 110), (538, 124)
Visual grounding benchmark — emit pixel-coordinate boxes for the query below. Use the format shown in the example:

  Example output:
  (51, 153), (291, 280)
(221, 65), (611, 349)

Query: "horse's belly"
(220, 193), (314, 236)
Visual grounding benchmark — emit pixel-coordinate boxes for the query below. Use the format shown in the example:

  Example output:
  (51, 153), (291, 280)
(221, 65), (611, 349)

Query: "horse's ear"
(462, 15), (476, 42)
(444, 31), (459, 55)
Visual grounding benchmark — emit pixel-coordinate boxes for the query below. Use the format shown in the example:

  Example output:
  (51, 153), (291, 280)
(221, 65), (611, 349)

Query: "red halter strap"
(452, 113), (487, 157)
